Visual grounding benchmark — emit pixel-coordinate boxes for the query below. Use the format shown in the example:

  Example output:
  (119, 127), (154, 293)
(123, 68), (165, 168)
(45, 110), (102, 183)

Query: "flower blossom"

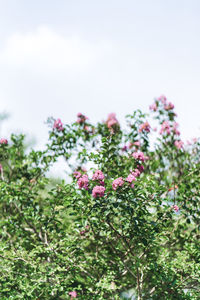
(92, 185), (105, 198)
(133, 140), (141, 147)
(77, 113), (88, 124)
(157, 95), (167, 104)
(137, 165), (144, 173)
(131, 169), (141, 177)
(164, 102), (174, 111)
(122, 145), (128, 151)
(73, 171), (82, 179)
(126, 174), (136, 183)
(132, 151), (148, 162)
(112, 177), (124, 190)
(106, 113), (119, 129)
(160, 121), (171, 135)
(172, 205), (179, 212)
(149, 103), (157, 111)
(77, 174), (89, 190)
(69, 291), (77, 298)
(0, 138), (8, 145)
(139, 121), (150, 133)
(53, 118), (64, 131)
(174, 140), (184, 149)
(172, 122), (180, 136)
(92, 170), (105, 181)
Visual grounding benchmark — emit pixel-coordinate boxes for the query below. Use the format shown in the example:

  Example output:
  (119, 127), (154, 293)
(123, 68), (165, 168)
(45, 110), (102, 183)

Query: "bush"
(0, 96), (199, 299)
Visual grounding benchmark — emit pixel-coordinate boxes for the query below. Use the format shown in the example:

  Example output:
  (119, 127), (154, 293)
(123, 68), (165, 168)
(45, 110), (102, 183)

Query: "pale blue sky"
(0, 0), (200, 176)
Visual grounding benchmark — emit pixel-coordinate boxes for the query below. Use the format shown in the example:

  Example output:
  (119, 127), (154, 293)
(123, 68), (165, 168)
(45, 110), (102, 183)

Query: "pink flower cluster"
(150, 95), (176, 114)
(122, 145), (128, 151)
(106, 113), (119, 128)
(157, 95), (167, 104)
(77, 113), (88, 124)
(92, 185), (105, 198)
(137, 165), (144, 173)
(92, 170), (105, 185)
(133, 140), (141, 147)
(164, 102), (174, 111)
(172, 122), (180, 136)
(0, 138), (8, 145)
(73, 171), (82, 179)
(53, 118), (64, 131)
(156, 95), (175, 111)
(132, 151), (148, 162)
(174, 140), (184, 149)
(160, 121), (180, 136)
(92, 170), (105, 181)
(172, 205), (179, 212)
(149, 103), (157, 111)
(77, 174), (89, 190)
(139, 121), (150, 133)
(112, 177), (124, 190)
(160, 121), (171, 135)
(69, 291), (77, 298)
(126, 174), (136, 183)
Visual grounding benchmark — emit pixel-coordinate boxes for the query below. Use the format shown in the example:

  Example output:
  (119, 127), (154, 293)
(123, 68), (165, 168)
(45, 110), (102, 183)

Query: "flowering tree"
(0, 97), (199, 299)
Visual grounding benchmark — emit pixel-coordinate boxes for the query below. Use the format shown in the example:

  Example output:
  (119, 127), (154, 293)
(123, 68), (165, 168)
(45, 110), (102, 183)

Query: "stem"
(137, 267), (142, 300)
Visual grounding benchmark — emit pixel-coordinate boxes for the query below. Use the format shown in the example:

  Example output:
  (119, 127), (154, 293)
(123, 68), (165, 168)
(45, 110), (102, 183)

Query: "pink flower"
(139, 121), (151, 133)
(133, 140), (141, 147)
(157, 95), (167, 104)
(160, 121), (171, 135)
(107, 119), (118, 128)
(172, 122), (180, 136)
(106, 113), (119, 129)
(149, 103), (157, 111)
(69, 291), (77, 298)
(126, 174), (136, 183)
(174, 140), (184, 149)
(164, 102), (174, 111)
(92, 185), (105, 198)
(132, 151), (148, 162)
(0, 164), (2, 171)
(172, 205), (179, 212)
(73, 171), (82, 179)
(0, 138), (8, 145)
(77, 113), (88, 124)
(77, 174), (89, 190)
(92, 170), (105, 181)
(122, 145), (128, 151)
(131, 169), (141, 177)
(137, 165), (144, 173)
(112, 177), (124, 190)
(128, 142), (134, 149)
(53, 118), (64, 131)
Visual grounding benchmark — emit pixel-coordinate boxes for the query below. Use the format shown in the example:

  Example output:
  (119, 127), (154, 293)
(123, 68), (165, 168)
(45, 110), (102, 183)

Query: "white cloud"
(0, 26), (111, 71)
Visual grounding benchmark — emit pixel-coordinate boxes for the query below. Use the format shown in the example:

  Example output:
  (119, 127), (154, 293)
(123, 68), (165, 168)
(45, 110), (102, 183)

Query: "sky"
(0, 0), (200, 176)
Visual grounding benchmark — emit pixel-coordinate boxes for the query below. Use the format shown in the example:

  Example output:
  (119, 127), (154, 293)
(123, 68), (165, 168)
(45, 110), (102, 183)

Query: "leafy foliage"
(0, 97), (199, 299)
